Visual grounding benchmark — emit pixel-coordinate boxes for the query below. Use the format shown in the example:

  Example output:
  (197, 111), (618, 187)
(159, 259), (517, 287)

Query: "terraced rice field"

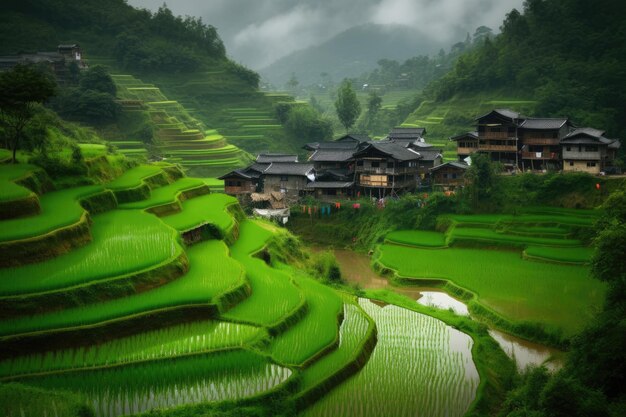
(0, 164), (38, 202)
(160, 193), (237, 233)
(19, 350), (293, 417)
(385, 230), (448, 247)
(303, 299), (479, 417)
(0, 162), (495, 416)
(0, 321), (265, 378)
(0, 210), (182, 295)
(0, 240), (244, 336)
(376, 243), (603, 335)
(0, 185), (103, 242)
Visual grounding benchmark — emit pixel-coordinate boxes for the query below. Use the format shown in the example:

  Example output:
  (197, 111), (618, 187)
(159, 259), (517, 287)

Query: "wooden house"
(262, 162), (315, 199)
(475, 109), (522, 167)
(306, 170), (354, 200)
(450, 132), (479, 161)
(561, 128), (621, 174)
(353, 141), (422, 198)
(429, 162), (469, 190)
(518, 118), (570, 171)
(219, 163), (268, 196)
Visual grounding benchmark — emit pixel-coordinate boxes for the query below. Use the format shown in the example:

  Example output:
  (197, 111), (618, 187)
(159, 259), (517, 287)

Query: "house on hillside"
(450, 131), (479, 162)
(353, 141), (422, 198)
(0, 44), (86, 83)
(430, 162), (469, 190)
(561, 128), (621, 174)
(218, 163), (268, 197)
(450, 108), (621, 173)
(518, 118), (571, 171)
(306, 170), (354, 200)
(474, 109), (522, 168)
(262, 162), (315, 200)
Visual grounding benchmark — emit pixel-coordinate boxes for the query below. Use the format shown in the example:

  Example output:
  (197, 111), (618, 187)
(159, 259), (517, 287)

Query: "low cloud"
(128, 0), (524, 69)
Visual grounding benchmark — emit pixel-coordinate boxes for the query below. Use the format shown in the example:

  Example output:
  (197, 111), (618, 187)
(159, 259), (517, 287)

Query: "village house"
(0, 44), (86, 83)
(261, 162), (315, 200)
(561, 128), (621, 174)
(353, 140), (422, 198)
(218, 163), (268, 196)
(451, 108), (621, 173)
(429, 162), (469, 190)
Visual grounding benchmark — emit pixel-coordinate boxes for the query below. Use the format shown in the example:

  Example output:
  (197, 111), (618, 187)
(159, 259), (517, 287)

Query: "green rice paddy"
(118, 177), (207, 210)
(385, 230), (448, 247)
(302, 299), (479, 417)
(20, 350), (293, 417)
(160, 193), (237, 233)
(0, 240), (244, 336)
(0, 185), (103, 242)
(0, 164), (38, 202)
(376, 244), (604, 335)
(0, 210), (182, 296)
(105, 165), (165, 190)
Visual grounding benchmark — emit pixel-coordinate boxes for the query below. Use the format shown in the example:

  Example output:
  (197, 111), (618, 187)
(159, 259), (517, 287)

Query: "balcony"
(355, 166), (415, 175)
(482, 131), (515, 139)
(478, 144), (517, 152)
(457, 147), (478, 155)
(522, 137), (560, 146)
(562, 150), (601, 160)
(522, 151), (559, 160)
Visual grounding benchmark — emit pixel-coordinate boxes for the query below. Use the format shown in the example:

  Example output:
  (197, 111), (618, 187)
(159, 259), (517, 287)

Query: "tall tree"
(335, 79), (361, 132)
(0, 65), (56, 163)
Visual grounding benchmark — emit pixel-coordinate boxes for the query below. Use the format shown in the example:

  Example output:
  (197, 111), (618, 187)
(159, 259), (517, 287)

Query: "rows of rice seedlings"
(524, 246), (593, 264)
(449, 226), (583, 247)
(385, 230), (447, 248)
(376, 244), (604, 336)
(0, 164), (38, 202)
(447, 213), (595, 227)
(0, 320), (265, 378)
(269, 273), (343, 365)
(298, 303), (372, 393)
(302, 299), (479, 417)
(105, 165), (165, 190)
(0, 185), (104, 242)
(160, 193), (236, 233)
(18, 350), (293, 417)
(0, 382), (90, 417)
(222, 220), (304, 327)
(202, 178), (225, 191)
(0, 210), (182, 296)
(118, 177), (207, 210)
(0, 240), (245, 336)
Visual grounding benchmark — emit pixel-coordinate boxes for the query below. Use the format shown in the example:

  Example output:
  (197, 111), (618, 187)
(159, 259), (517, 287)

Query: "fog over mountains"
(128, 0), (524, 71)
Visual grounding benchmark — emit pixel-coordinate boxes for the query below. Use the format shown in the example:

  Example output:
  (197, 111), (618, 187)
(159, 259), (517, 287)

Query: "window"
(280, 175), (288, 181)
(236, 181), (242, 187)
(566, 146), (571, 151)
(356, 160), (363, 166)
(371, 161), (380, 168)
(552, 132), (558, 138)
(584, 146), (598, 152)
(569, 162), (574, 166)
(387, 162), (394, 168)
(587, 162), (596, 167)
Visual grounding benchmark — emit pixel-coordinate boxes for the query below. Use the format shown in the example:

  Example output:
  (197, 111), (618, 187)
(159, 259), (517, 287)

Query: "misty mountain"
(260, 23), (448, 87)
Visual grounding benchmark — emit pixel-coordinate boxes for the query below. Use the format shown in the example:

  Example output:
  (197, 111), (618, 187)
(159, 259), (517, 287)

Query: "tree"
(0, 65), (56, 163)
(79, 65), (116, 96)
(366, 91), (382, 117)
(334, 80), (361, 132)
(463, 153), (502, 211)
(286, 73), (299, 92)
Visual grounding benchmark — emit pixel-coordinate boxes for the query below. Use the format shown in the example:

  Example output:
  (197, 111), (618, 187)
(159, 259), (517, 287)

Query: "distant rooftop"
(264, 162), (314, 176)
(256, 153), (298, 163)
(520, 118), (568, 130)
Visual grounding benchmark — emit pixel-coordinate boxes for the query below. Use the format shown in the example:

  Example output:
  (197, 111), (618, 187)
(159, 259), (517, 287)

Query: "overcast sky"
(128, 0), (524, 69)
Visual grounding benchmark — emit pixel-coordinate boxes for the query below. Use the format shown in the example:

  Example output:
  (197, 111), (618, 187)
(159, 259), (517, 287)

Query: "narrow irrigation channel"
(328, 248), (563, 371)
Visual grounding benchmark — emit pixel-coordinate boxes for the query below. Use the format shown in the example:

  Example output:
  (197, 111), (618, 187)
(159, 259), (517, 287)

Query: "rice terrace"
(0, 0), (625, 416)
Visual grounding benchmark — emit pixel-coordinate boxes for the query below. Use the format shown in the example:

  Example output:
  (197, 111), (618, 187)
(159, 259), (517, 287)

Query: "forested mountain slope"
(422, 0), (626, 143)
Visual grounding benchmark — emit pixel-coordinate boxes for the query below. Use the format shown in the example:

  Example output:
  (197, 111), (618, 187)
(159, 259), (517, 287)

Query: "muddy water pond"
(321, 247), (563, 371)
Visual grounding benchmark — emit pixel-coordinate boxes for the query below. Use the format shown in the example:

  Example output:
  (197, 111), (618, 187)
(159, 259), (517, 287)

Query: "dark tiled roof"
(450, 131), (478, 141)
(306, 181), (354, 189)
(429, 162), (469, 172)
(337, 134), (371, 142)
(264, 162), (314, 176)
(609, 140), (621, 149)
(416, 149), (442, 161)
(354, 141), (422, 161)
(247, 163), (270, 173)
(520, 118), (568, 130)
(256, 153), (298, 163)
(387, 127), (426, 141)
(309, 149), (355, 162)
(218, 170), (251, 180)
(561, 128), (615, 145)
(476, 108), (522, 122)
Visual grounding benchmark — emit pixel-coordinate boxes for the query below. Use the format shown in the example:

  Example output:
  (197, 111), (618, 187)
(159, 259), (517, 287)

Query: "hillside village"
(220, 109), (621, 206)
